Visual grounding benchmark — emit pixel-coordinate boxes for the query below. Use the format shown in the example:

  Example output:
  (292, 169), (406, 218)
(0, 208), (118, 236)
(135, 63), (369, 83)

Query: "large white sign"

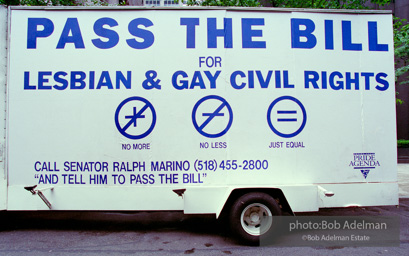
(8, 8), (396, 192)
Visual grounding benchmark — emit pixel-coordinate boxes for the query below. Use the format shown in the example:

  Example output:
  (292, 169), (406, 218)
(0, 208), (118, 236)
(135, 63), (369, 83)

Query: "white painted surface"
(0, 6), (8, 210)
(3, 7), (397, 213)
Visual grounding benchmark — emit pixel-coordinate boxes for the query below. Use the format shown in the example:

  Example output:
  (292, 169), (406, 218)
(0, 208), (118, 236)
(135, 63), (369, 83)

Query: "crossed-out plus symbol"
(115, 97), (156, 140)
(124, 107), (146, 129)
(192, 95), (233, 138)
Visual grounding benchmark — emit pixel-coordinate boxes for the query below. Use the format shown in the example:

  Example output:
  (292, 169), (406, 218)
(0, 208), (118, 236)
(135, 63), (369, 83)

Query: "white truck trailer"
(0, 6), (398, 244)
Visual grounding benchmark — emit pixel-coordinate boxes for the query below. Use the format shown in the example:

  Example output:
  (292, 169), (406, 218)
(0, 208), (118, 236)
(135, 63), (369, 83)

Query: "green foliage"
(1, 0), (80, 5)
(0, 0), (115, 6)
(0, 0), (21, 4)
(398, 139), (409, 148)
(396, 92), (403, 105)
(187, 0), (261, 7)
(187, 0), (392, 8)
(394, 17), (409, 86)
(272, 0), (340, 8)
(24, 0), (77, 6)
(271, 0), (391, 9)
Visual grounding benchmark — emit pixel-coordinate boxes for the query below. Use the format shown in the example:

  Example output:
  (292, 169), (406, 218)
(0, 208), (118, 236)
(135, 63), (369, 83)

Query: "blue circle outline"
(192, 95), (233, 138)
(267, 96), (307, 138)
(115, 96), (156, 140)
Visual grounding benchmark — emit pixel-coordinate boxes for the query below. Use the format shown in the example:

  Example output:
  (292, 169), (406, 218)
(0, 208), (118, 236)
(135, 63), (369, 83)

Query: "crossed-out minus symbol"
(192, 95), (233, 138)
(199, 102), (226, 130)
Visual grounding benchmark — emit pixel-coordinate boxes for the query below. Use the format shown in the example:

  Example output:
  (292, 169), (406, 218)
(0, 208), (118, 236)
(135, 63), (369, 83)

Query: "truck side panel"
(0, 6), (7, 210)
(5, 7), (398, 212)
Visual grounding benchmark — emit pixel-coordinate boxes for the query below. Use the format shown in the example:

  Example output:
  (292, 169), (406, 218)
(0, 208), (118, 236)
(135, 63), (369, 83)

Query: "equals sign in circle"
(277, 110), (297, 122)
(267, 96), (307, 138)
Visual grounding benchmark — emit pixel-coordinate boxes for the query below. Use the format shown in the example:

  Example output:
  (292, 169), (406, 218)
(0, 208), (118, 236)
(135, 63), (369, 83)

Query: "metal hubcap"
(240, 203), (273, 236)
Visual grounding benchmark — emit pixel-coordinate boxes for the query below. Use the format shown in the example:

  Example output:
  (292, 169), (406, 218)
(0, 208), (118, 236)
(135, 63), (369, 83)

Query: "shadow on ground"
(0, 199), (407, 241)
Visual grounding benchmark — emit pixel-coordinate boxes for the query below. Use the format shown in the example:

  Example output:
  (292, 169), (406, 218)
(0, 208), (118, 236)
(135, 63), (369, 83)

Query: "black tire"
(229, 192), (281, 245)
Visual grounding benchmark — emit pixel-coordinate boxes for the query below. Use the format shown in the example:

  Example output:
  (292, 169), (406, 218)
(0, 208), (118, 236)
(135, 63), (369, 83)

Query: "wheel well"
(219, 188), (294, 219)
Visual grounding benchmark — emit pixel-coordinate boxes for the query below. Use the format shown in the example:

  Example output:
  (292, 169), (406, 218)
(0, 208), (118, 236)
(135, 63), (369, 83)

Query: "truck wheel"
(230, 192), (281, 245)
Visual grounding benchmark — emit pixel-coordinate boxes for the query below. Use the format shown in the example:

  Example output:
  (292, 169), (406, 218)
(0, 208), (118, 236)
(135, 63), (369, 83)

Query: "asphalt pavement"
(398, 163), (409, 198)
